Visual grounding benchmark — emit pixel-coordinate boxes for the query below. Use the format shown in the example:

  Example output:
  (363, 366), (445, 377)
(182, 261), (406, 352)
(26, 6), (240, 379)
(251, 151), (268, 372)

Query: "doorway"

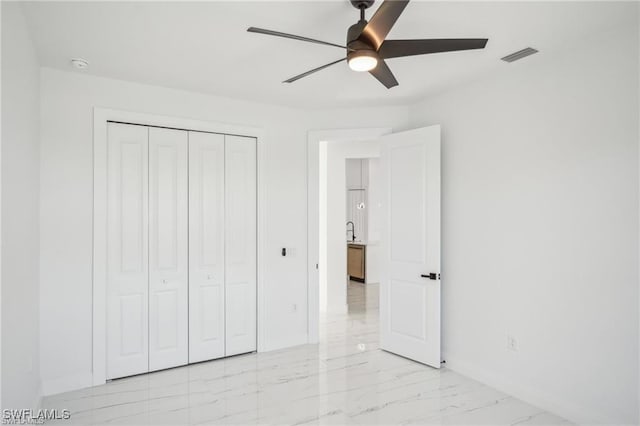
(317, 138), (384, 351)
(307, 128), (391, 343)
(318, 139), (383, 316)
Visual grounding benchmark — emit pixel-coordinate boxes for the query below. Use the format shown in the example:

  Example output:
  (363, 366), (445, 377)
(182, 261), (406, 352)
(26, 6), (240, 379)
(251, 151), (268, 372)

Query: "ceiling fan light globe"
(348, 56), (378, 72)
(348, 50), (378, 72)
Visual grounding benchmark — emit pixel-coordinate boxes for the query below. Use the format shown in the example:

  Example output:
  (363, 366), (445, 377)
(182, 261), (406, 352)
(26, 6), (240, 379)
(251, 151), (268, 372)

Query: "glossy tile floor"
(43, 281), (569, 425)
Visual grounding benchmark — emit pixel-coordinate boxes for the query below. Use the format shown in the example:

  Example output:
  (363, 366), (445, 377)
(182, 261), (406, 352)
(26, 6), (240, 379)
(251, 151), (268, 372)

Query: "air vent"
(501, 47), (538, 63)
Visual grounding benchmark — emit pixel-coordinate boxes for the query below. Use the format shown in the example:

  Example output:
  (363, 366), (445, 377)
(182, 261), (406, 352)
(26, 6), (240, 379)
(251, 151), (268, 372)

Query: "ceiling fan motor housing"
(350, 0), (375, 10)
(347, 20), (369, 47)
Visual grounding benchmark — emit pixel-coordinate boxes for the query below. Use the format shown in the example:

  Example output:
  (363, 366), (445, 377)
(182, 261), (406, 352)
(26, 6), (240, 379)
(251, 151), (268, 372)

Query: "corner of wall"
(41, 373), (93, 397)
(443, 355), (612, 425)
(1, 0), (43, 410)
(637, 3), (640, 424)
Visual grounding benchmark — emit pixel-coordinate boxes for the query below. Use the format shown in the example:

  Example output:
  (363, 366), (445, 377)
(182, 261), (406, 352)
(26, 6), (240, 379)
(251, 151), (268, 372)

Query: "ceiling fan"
(247, 0), (488, 89)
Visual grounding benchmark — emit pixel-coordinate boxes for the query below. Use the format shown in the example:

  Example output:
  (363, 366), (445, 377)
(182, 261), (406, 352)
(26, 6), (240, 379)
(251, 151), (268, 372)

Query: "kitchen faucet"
(346, 221), (356, 242)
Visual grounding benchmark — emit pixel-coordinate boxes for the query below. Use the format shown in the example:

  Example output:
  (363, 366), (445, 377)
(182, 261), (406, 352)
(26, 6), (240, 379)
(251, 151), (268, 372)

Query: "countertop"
(346, 241), (380, 246)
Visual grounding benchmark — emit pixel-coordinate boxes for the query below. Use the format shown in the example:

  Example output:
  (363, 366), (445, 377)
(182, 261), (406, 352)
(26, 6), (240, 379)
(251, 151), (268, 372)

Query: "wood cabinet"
(348, 244), (366, 282)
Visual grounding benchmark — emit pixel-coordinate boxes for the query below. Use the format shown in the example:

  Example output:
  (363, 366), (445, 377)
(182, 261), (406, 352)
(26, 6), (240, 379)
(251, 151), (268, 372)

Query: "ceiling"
(21, 1), (637, 108)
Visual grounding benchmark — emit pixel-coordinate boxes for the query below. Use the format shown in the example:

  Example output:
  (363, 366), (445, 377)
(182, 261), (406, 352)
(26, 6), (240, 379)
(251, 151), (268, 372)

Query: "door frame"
(306, 128), (391, 343)
(92, 107), (265, 386)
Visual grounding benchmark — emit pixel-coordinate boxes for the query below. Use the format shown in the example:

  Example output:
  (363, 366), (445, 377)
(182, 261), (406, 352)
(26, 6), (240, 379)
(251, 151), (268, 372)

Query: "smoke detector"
(70, 58), (89, 70)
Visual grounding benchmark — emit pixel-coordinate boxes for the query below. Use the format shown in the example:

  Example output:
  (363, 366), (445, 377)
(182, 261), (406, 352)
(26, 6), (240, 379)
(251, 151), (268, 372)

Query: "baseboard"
(262, 332), (308, 352)
(31, 383), (43, 409)
(43, 337), (310, 396)
(444, 354), (617, 425)
(41, 372), (93, 397)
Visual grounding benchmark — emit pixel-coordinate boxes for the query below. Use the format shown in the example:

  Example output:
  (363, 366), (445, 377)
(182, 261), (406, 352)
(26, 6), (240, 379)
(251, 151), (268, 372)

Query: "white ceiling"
(21, 1), (637, 108)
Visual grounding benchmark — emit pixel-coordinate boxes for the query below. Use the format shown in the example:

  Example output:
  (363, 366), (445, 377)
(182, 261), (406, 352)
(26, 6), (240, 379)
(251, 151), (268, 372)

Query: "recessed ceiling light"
(70, 58), (89, 70)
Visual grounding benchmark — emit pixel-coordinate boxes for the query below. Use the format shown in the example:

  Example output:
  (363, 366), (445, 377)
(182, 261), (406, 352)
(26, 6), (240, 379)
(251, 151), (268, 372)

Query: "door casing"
(306, 128), (392, 343)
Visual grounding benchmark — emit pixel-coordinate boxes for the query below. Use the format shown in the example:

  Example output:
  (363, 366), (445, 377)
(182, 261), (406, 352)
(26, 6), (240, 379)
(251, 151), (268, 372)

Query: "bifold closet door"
(106, 123), (149, 379)
(225, 135), (257, 356)
(188, 131), (226, 363)
(148, 127), (189, 372)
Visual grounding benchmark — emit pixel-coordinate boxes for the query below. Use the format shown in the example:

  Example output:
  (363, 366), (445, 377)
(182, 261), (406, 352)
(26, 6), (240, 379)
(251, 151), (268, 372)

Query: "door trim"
(306, 128), (391, 344)
(93, 108), (265, 386)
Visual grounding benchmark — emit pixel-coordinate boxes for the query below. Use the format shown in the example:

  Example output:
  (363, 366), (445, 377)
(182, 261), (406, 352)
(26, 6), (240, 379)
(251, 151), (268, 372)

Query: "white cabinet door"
(380, 126), (441, 368)
(225, 135), (257, 356)
(188, 131), (226, 363)
(106, 123), (149, 379)
(148, 127), (189, 371)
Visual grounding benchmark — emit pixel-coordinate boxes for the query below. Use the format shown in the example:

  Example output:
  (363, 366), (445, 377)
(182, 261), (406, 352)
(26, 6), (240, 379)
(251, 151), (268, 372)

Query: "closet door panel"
(225, 135), (257, 356)
(148, 127), (189, 371)
(106, 122), (149, 379)
(189, 131), (226, 363)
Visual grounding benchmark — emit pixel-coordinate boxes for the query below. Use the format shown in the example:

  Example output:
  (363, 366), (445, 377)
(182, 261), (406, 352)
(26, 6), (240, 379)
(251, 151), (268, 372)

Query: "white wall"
(408, 24), (639, 424)
(320, 140), (381, 313)
(366, 158), (381, 284)
(345, 159), (368, 242)
(1, 2), (41, 409)
(1, 2), (3, 408)
(367, 158), (381, 244)
(38, 67), (408, 394)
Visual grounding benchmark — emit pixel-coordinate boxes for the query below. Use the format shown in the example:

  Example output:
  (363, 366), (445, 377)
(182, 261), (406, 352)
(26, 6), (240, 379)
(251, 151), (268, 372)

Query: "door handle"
(421, 273), (440, 280)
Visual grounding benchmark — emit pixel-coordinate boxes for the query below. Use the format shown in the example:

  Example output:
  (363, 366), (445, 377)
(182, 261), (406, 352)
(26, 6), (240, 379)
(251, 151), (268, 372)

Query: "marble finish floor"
(42, 281), (569, 425)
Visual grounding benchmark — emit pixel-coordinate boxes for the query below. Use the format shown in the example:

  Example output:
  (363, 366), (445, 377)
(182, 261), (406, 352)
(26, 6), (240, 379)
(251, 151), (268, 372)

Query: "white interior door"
(106, 122), (149, 379)
(379, 125), (441, 368)
(188, 131), (226, 363)
(225, 135), (257, 356)
(148, 127), (189, 371)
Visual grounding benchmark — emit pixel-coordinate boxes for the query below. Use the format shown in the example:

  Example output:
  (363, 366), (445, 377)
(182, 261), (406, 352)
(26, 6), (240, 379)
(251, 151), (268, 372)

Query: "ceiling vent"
(501, 47), (538, 63)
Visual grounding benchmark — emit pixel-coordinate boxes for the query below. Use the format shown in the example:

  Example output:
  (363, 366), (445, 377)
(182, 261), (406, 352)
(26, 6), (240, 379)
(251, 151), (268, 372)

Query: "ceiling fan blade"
(379, 38), (488, 59)
(369, 60), (398, 89)
(359, 0), (410, 50)
(248, 27), (348, 50)
(283, 58), (347, 83)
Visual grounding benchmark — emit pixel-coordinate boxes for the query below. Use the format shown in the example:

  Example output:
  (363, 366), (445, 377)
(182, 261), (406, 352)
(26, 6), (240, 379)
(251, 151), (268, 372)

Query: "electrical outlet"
(507, 335), (518, 352)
